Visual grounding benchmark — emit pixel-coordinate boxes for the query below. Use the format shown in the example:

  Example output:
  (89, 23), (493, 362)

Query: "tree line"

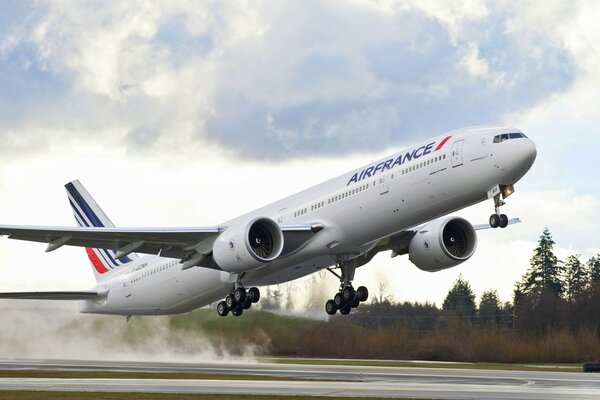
(345, 228), (600, 336)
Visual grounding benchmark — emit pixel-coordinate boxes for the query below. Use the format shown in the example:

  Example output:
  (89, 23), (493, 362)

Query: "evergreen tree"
(588, 255), (600, 288)
(443, 275), (476, 320)
(520, 228), (564, 299)
(479, 289), (500, 325)
(564, 254), (588, 302)
(260, 286), (283, 311)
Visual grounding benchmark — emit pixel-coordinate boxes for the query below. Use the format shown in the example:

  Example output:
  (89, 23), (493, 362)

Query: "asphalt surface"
(1, 359), (599, 399)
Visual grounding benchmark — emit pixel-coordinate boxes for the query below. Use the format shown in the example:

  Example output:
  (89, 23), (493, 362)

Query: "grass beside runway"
(0, 370), (314, 381)
(0, 393), (412, 400)
(267, 357), (581, 373)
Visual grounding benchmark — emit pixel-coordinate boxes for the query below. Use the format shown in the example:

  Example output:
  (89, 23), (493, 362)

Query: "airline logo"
(347, 136), (452, 186)
(65, 182), (133, 275)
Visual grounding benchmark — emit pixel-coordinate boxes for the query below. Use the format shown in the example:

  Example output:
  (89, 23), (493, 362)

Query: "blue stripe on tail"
(65, 182), (134, 264)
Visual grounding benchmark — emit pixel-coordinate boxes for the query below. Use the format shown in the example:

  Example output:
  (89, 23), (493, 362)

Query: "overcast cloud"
(0, 0), (580, 159)
(0, 0), (599, 306)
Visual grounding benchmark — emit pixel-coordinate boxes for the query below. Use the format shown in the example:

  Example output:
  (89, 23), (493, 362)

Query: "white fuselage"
(81, 126), (537, 315)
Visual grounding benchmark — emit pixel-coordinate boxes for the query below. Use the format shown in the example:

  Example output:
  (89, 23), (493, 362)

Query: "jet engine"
(408, 217), (477, 272)
(213, 217), (284, 273)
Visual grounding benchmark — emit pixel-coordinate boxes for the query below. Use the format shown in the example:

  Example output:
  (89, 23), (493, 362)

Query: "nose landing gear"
(489, 190), (509, 229)
(217, 285), (260, 317)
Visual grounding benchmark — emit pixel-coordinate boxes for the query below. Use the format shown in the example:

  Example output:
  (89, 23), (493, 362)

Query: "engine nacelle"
(408, 217), (477, 272)
(213, 217), (284, 273)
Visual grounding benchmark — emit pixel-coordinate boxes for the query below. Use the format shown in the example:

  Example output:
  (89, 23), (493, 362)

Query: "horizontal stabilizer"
(0, 291), (105, 300)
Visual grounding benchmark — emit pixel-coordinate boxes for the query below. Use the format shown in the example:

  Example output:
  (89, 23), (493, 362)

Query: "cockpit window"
(493, 132), (526, 143)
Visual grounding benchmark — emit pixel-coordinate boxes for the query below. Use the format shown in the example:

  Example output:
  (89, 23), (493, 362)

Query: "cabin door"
(451, 140), (464, 168)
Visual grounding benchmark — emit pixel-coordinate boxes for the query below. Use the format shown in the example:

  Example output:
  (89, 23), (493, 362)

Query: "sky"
(0, 0), (599, 308)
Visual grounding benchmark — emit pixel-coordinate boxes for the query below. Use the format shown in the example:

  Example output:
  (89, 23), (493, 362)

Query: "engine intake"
(408, 217), (477, 272)
(213, 217), (284, 273)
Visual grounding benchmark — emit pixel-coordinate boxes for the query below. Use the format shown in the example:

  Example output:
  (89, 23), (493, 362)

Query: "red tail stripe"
(435, 135), (452, 151)
(86, 247), (109, 274)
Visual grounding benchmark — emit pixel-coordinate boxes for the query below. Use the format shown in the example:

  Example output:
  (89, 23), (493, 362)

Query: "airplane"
(0, 126), (537, 317)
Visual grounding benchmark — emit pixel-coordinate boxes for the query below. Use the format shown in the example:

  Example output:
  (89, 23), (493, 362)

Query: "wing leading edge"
(0, 225), (222, 259)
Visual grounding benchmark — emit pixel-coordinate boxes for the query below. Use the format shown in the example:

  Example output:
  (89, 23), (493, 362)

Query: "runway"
(1, 359), (599, 399)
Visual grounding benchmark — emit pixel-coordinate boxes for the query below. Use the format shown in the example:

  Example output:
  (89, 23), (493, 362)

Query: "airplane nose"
(524, 139), (537, 167)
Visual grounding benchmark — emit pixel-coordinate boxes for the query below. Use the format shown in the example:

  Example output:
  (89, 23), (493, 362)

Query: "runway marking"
(0, 360), (599, 400)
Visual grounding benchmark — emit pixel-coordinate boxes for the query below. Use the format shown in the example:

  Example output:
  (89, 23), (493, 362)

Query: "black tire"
(334, 292), (344, 307)
(241, 298), (252, 310)
(489, 214), (500, 228)
(356, 286), (369, 302)
(231, 307), (243, 317)
(499, 214), (509, 228)
(325, 300), (337, 315)
(225, 294), (236, 309)
(339, 305), (351, 315)
(247, 287), (260, 303)
(233, 287), (246, 303)
(350, 297), (360, 308)
(342, 286), (355, 302)
(217, 301), (229, 317)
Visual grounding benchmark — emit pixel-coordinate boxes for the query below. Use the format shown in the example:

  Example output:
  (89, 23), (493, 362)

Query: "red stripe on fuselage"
(86, 247), (109, 274)
(435, 135), (452, 151)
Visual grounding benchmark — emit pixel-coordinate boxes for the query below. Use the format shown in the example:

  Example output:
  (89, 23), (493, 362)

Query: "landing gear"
(217, 285), (260, 317)
(324, 261), (369, 316)
(489, 191), (509, 229)
(217, 301), (229, 317)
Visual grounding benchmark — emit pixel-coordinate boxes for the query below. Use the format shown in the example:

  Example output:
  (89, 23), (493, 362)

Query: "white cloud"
(405, 0), (490, 45)
(460, 42), (490, 78)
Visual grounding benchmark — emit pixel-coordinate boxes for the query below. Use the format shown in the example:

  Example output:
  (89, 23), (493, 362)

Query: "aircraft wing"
(0, 224), (321, 260)
(0, 291), (105, 300)
(373, 218), (522, 258)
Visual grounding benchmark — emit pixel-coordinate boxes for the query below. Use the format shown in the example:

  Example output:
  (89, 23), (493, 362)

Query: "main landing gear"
(489, 191), (509, 229)
(324, 261), (369, 316)
(216, 286), (260, 317)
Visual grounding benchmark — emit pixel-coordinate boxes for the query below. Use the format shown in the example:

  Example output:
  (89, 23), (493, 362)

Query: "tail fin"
(65, 180), (138, 282)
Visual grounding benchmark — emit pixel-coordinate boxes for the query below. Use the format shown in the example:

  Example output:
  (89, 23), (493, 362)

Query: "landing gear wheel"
(217, 301), (229, 317)
(356, 286), (369, 302)
(225, 294), (236, 309)
(241, 298), (252, 310)
(499, 214), (509, 228)
(333, 293), (345, 308)
(325, 300), (337, 315)
(489, 214), (500, 228)
(231, 307), (243, 317)
(233, 287), (247, 303)
(350, 297), (360, 308)
(339, 305), (351, 315)
(342, 286), (355, 302)
(247, 287), (260, 303)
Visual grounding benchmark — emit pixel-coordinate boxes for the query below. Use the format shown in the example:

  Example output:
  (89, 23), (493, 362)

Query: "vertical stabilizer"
(64, 180), (138, 282)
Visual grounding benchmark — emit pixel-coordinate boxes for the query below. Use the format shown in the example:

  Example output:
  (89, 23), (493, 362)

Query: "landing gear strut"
(489, 191), (509, 229)
(325, 261), (369, 316)
(217, 285), (260, 317)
